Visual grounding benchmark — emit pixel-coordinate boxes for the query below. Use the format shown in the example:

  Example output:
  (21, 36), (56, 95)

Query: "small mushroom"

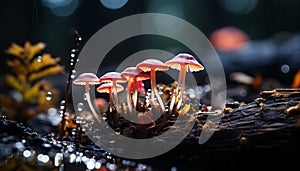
(99, 72), (127, 111)
(73, 73), (101, 92)
(136, 59), (169, 111)
(73, 73), (101, 120)
(97, 83), (124, 126)
(165, 53), (204, 111)
(121, 67), (150, 112)
(97, 82), (124, 103)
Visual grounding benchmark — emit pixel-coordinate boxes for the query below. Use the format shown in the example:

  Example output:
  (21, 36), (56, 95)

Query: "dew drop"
(46, 92), (52, 101)
(86, 159), (95, 170)
(147, 89), (151, 96)
(71, 70), (76, 79)
(15, 142), (25, 151)
(71, 49), (76, 53)
(95, 161), (101, 169)
(37, 55), (42, 62)
(77, 103), (84, 112)
(60, 100), (65, 105)
(59, 164), (64, 171)
(204, 85), (211, 92)
(70, 53), (75, 58)
(23, 150), (32, 158)
(83, 93), (87, 101)
(281, 64), (290, 74)
(115, 128), (121, 135)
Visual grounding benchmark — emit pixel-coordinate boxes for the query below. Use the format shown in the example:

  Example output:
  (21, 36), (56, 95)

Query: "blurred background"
(0, 0), (300, 100)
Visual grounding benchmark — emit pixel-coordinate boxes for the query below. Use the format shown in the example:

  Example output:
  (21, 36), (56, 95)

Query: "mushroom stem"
(126, 78), (133, 113)
(85, 88), (102, 123)
(109, 89), (113, 104)
(85, 83), (89, 93)
(112, 81), (119, 111)
(133, 78), (138, 110)
(179, 65), (187, 98)
(170, 65), (187, 113)
(150, 69), (165, 111)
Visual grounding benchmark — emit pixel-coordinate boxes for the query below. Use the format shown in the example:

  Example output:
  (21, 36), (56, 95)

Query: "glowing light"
(54, 153), (63, 166)
(94, 161), (102, 169)
(42, 0), (79, 17)
(37, 154), (49, 163)
(219, 0), (257, 14)
(99, 0), (128, 10)
(143, 1), (185, 36)
(210, 27), (249, 52)
(281, 64), (290, 73)
(23, 150), (31, 158)
(86, 159), (96, 170)
(69, 153), (76, 163)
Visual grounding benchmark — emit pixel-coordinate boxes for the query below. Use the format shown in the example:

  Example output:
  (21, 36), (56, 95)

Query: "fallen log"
(0, 89), (299, 170)
(149, 89), (300, 170)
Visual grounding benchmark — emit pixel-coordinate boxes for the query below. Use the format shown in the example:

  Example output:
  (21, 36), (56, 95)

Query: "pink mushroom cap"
(121, 67), (150, 81)
(96, 82), (124, 93)
(136, 59), (169, 72)
(73, 73), (100, 85)
(165, 53), (204, 72)
(99, 72), (127, 83)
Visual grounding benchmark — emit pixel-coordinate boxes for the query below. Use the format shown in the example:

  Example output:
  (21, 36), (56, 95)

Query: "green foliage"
(0, 41), (64, 122)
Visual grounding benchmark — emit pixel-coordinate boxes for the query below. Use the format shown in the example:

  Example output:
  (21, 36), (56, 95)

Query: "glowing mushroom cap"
(165, 53), (204, 72)
(121, 67), (150, 81)
(99, 72), (127, 84)
(73, 73), (100, 85)
(136, 59), (169, 72)
(96, 82), (124, 93)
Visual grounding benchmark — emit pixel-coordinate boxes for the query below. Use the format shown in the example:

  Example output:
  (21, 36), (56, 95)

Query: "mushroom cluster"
(73, 53), (204, 127)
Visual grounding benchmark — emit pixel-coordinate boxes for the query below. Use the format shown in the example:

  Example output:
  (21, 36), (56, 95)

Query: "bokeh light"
(210, 27), (250, 52)
(281, 64), (290, 74)
(99, 0), (128, 10)
(144, 0), (185, 36)
(42, 0), (79, 17)
(219, 0), (257, 14)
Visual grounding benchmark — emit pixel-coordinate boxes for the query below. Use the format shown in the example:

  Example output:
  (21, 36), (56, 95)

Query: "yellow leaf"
(28, 42), (46, 60)
(7, 59), (27, 74)
(29, 65), (64, 82)
(23, 80), (46, 102)
(5, 74), (23, 92)
(37, 88), (58, 108)
(5, 43), (25, 59)
(29, 54), (60, 72)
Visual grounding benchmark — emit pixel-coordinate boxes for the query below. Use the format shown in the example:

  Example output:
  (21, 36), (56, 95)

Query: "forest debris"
(259, 88), (300, 98)
(285, 102), (300, 115)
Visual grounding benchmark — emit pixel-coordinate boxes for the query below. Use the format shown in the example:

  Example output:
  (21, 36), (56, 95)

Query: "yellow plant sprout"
(0, 41), (64, 123)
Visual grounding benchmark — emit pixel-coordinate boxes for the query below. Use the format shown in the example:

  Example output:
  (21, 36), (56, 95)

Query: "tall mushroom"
(121, 67), (150, 112)
(99, 72), (126, 111)
(97, 82), (124, 126)
(165, 53), (204, 111)
(136, 59), (168, 111)
(73, 73), (101, 121)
